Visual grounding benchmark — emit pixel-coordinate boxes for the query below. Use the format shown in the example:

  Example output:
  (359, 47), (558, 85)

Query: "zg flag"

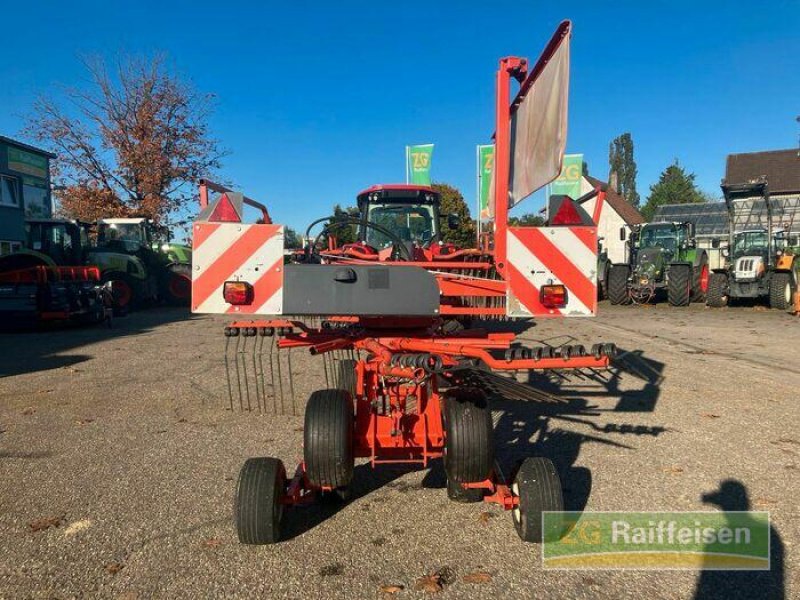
(478, 144), (494, 219)
(407, 144), (434, 185)
(550, 154), (584, 199)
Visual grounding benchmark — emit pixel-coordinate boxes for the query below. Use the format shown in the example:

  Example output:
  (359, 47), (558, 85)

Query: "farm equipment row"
(190, 21), (622, 544)
(0, 216), (192, 326)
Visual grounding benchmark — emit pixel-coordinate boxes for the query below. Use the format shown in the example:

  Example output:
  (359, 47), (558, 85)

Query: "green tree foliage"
(641, 160), (705, 221)
(608, 133), (640, 207)
(509, 213), (545, 226)
(432, 183), (476, 248)
(284, 227), (302, 249)
(327, 204), (360, 245)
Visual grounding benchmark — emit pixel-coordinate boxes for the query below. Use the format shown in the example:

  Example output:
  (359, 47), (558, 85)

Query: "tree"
(432, 183), (476, 248)
(284, 227), (302, 249)
(24, 55), (223, 225)
(509, 213), (545, 226)
(608, 133), (640, 207)
(641, 160), (705, 221)
(327, 204), (360, 245)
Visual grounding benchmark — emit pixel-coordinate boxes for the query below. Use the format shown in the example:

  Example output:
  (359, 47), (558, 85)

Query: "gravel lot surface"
(0, 303), (796, 599)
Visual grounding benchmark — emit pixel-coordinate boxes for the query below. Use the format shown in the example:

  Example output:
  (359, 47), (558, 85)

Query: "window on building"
(0, 240), (22, 255)
(0, 175), (20, 207)
(22, 177), (49, 218)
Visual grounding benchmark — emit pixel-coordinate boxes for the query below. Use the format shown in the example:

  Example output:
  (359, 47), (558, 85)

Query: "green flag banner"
(407, 144), (434, 185)
(550, 153), (584, 200)
(478, 144), (494, 219)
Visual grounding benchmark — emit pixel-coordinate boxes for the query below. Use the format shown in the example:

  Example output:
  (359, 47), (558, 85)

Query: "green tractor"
(607, 221), (709, 306)
(92, 218), (192, 308)
(706, 180), (799, 310)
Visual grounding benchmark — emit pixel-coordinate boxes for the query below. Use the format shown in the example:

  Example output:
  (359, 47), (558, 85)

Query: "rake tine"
(287, 349), (296, 416)
(241, 335), (253, 412)
(252, 335), (262, 412)
(268, 336), (278, 414)
(234, 334), (244, 411)
(224, 334), (234, 412)
(276, 340), (285, 415)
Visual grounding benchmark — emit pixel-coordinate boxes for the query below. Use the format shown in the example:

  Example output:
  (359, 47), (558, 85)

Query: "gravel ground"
(0, 303), (797, 599)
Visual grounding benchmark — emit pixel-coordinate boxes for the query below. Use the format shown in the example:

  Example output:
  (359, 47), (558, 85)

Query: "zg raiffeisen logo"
(542, 512), (770, 570)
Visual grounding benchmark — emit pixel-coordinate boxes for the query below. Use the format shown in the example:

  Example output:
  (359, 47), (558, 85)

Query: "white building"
(576, 174), (644, 264)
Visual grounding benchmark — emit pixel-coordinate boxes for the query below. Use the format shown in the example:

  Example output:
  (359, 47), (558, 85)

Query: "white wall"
(577, 177), (631, 264)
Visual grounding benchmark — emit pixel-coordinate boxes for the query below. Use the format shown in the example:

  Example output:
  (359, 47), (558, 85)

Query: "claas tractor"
(607, 221), (709, 306)
(92, 217), (192, 309)
(191, 21), (619, 544)
(0, 219), (110, 327)
(707, 179), (799, 310)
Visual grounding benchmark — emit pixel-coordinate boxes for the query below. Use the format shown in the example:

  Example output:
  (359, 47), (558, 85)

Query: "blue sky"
(1, 1), (798, 230)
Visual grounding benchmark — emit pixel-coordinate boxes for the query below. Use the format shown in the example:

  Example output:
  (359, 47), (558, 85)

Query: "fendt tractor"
(93, 217), (192, 309)
(707, 179), (799, 309)
(607, 220), (709, 306)
(0, 219), (110, 326)
(189, 22), (627, 546)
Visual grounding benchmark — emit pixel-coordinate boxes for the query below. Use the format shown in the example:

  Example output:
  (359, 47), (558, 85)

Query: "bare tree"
(25, 55), (224, 223)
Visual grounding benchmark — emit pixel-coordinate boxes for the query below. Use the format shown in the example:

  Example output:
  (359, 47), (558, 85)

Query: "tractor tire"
(101, 271), (138, 313)
(691, 255), (710, 303)
(607, 265), (631, 305)
(706, 272), (729, 308)
(442, 389), (493, 484)
(163, 264), (192, 306)
(512, 457), (564, 543)
(769, 272), (794, 310)
(446, 477), (485, 503)
(667, 264), (691, 307)
(235, 457), (286, 544)
(304, 389), (354, 489)
(597, 264), (610, 300)
(335, 359), (357, 397)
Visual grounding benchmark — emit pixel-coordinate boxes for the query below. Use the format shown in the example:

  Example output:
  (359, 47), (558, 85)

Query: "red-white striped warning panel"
(192, 222), (284, 315)
(506, 226), (597, 317)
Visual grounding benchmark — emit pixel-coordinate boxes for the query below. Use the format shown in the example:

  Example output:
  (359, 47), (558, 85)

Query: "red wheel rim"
(169, 273), (191, 299)
(112, 280), (132, 307)
(700, 264), (709, 293)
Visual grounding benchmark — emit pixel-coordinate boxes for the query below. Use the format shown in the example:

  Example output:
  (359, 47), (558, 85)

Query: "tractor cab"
(731, 229), (770, 260)
(24, 219), (89, 266)
(637, 222), (693, 257)
(97, 218), (163, 253)
(355, 185), (445, 253)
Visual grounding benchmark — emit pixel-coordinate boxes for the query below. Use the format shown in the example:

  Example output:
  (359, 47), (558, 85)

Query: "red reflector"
(540, 284), (567, 308)
(550, 198), (584, 226)
(223, 281), (253, 305)
(209, 193), (241, 222)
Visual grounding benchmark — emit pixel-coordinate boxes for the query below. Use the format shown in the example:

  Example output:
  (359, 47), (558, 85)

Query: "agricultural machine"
(93, 217), (192, 309)
(607, 221), (709, 306)
(0, 219), (110, 326)
(192, 21), (619, 544)
(707, 179), (799, 309)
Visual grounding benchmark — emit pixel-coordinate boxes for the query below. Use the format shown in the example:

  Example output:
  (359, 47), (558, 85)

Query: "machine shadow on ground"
(0, 308), (197, 378)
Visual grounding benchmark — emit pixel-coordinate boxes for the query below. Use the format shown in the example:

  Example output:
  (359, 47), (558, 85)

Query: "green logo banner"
(407, 144), (434, 185)
(550, 153), (583, 200)
(7, 147), (49, 179)
(478, 144), (494, 219)
(542, 511), (771, 570)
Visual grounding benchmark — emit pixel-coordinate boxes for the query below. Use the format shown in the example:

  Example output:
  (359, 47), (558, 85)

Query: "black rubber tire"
(335, 359), (357, 397)
(304, 389), (354, 489)
(163, 263), (192, 306)
(607, 265), (631, 305)
(691, 255), (709, 303)
(512, 457), (564, 543)
(769, 272), (794, 310)
(442, 389), (493, 484)
(235, 457), (285, 544)
(667, 264), (691, 307)
(706, 272), (729, 308)
(101, 271), (139, 310)
(446, 477), (485, 503)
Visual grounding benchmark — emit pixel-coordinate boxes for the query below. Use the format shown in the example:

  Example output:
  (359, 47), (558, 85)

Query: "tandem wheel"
(235, 457), (286, 545)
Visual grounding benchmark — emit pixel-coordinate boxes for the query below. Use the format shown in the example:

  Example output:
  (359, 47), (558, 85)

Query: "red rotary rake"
(191, 21), (616, 544)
